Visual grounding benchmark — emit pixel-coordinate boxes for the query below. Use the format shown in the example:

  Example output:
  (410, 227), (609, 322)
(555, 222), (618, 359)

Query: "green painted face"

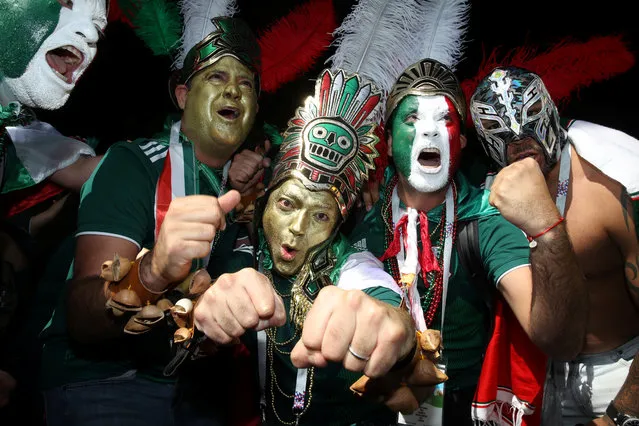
(302, 118), (358, 172)
(390, 95), (419, 178)
(0, 0), (61, 79)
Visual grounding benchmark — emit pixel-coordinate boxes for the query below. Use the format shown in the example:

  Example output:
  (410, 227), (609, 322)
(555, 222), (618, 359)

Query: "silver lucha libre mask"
(470, 67), (567, 169)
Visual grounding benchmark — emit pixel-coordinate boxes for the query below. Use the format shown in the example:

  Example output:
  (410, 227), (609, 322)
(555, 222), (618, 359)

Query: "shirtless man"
(470, 66), (639, 425)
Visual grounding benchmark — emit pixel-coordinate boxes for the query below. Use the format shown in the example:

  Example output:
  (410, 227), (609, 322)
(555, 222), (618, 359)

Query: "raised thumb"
(217, 190), (241, 214)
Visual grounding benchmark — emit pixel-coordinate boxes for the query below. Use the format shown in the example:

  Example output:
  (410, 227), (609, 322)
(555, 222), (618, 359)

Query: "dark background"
(36, 0), (639, 152)
(2, 2), (637, 424)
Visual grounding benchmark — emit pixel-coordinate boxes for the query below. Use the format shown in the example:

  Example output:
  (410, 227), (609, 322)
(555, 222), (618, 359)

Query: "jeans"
(43, 370), (175, 426)
(543, 335), (639, 426)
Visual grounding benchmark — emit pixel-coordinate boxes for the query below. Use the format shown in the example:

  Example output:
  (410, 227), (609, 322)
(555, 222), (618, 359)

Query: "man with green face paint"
(0, 1), (106, 414)
(38, 16), (266, 426)
(349, 59), (588, 425)
(0, 0), (108, 190)
(0, 0), (107, 109)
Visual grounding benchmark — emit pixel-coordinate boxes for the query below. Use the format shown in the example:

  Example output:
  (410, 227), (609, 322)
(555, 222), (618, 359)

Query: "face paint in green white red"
(0, 0), (107, 109)
(390, 94), (462, 192)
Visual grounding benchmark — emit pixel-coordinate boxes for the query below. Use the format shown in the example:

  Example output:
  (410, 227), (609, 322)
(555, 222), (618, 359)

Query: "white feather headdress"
(174, 0), (239, 69)
(328, 0), (471, 118)
(419, 0), (470, 71)
(328, 0), (427, 97)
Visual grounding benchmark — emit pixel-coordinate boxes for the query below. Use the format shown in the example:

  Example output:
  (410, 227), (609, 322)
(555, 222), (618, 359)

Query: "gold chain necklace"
(263, 268), (291, 298)
(262, 266), (316, 424)
(265, 326), (298, 353)
(267, 333), (315, 424)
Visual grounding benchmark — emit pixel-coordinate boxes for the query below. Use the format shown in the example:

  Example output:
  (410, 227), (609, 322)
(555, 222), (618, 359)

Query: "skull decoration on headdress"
(271, 68), (381, 219)
(470, 66), (567, 169)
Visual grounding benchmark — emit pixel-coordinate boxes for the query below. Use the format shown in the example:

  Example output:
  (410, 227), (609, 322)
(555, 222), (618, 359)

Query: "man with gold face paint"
(38, 17), (264, 426)
(193, 69), (447, 425)
(349, 59), (588, 425)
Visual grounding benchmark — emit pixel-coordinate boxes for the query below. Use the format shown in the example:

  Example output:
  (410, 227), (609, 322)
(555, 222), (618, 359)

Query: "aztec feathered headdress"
(271, 68), (382, 218)
(269, 0), (473, 213)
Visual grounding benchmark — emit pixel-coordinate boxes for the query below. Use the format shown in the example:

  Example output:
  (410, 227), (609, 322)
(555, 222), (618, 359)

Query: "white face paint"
(3, 0), (107, 109)
(406, 95), (453, 193)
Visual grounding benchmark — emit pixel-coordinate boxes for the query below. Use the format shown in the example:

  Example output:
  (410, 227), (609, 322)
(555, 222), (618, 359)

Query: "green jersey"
(40, 128), (253, 389)
(349, 169), (530, 391)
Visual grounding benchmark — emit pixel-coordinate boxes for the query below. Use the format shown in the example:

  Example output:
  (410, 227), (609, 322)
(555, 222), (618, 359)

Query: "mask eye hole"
(57, 0), (74, 9)
(480, 119), (501, 130)
(527, 100), (543, 116)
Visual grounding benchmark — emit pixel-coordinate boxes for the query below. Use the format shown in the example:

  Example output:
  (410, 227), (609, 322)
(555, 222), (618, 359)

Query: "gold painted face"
(180, 56), (258, 158)
(263, 179), (339, 277)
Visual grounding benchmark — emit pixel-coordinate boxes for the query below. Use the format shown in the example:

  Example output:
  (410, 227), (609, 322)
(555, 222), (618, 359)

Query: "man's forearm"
(529, 222), (588, 359)
(66, 276), (124, 344)
(588, 353), (639, 425)
(67, 251), (172, 344)
(615, 352), (639, 415)
(138, 250), (171, 293)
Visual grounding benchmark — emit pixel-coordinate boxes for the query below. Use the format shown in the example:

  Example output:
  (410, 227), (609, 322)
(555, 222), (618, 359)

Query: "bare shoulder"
(572, 150), (636, 239)
(574, 150), (621, 192)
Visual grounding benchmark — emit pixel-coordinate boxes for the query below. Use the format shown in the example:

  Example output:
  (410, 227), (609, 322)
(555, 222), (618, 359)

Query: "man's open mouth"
(280, 244), (298, 261)
(46, 46), (84, 84)
(417, 148), (441, 169)
(217, 106), (240, 120)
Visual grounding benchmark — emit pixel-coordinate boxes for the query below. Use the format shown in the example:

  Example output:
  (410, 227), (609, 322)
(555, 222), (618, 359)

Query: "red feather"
(461, 35), (636, 125)
(107, 0), (137, 27)
(258, 0), (337, 93)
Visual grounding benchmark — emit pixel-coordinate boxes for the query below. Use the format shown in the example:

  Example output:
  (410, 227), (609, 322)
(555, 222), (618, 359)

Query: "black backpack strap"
(456, 220), (494, 330)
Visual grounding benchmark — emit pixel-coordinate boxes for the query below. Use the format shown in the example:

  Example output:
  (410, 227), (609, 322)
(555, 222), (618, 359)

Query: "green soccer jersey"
(348, 169), (531, 391)
(246, 238), (402, 426)
(40, 127), (253, 389)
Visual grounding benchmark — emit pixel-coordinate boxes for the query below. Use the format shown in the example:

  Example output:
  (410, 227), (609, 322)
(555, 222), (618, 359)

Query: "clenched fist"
(229, 140), (271, 194)
(148, 191), (241, 289)
(290, 286), (416, 378)
(194, 268), (287, 344)
(489, 158), (562, 236)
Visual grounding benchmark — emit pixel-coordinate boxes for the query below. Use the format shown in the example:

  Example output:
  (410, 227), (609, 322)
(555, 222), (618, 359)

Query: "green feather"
(131, 0), (182, 57)
(263, 122), (284, 146)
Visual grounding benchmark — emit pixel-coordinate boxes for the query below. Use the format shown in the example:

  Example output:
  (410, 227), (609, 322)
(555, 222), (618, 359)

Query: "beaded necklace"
(380, 174), (458, 327)
(258, 261), (315, 425)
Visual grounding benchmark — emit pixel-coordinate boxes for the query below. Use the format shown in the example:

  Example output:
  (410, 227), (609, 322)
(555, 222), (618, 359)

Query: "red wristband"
(526, 216), (565, 247)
